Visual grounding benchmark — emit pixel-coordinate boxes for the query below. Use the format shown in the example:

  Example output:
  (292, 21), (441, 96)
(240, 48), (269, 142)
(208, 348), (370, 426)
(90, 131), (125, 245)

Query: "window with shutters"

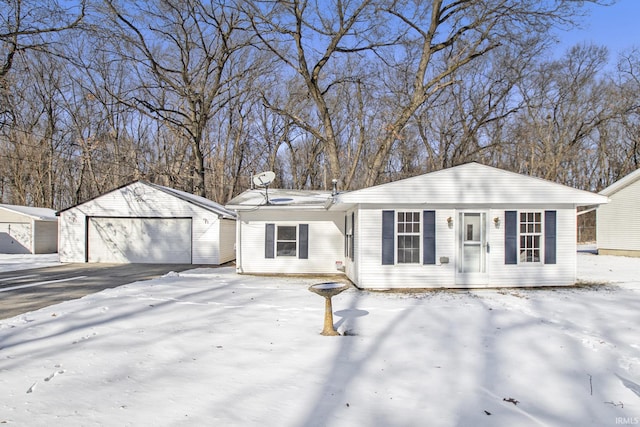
(519, 212), (542, 263)
(276, 225), (297, 256)
(397, 211), (420, 264)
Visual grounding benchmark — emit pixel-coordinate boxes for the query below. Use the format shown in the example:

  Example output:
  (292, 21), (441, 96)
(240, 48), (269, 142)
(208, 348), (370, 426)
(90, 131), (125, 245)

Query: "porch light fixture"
(494, 217), (500, 228)
(447, 216), (453, 228)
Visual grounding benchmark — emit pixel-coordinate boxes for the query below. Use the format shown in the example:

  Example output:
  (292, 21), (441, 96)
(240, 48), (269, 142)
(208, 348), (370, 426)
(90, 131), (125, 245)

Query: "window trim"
(396, 210), (422, 264)
(276, 224), (298, 257)
(518, 211), (543, 264)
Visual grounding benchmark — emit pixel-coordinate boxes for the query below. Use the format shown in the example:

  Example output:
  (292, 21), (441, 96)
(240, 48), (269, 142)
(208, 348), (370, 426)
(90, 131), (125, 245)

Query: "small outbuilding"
(0, 204), (58, 254)
(227, 162), (608, 289)
(57, 181), (236, 264)
(597, 168), (640, 257)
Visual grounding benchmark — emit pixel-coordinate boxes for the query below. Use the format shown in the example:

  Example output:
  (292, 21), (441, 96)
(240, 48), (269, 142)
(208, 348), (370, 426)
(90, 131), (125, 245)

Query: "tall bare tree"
(1, 0), (85, 132)
(246, 0), (602, 189)
(101, 0), (260, 198)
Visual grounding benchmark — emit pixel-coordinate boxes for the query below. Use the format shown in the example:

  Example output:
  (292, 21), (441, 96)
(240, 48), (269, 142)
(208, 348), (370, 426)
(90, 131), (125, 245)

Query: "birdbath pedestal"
(308, 282), (350, 336)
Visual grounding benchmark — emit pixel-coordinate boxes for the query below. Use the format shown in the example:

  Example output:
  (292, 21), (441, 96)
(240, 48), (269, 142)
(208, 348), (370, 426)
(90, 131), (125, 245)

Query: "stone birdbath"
(308, 282), (351, 336)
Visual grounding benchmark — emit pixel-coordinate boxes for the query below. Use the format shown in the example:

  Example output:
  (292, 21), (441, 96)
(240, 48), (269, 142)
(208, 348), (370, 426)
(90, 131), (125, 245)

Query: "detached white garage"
(0, 204), (58, 254)
(57, 181), (236, 264)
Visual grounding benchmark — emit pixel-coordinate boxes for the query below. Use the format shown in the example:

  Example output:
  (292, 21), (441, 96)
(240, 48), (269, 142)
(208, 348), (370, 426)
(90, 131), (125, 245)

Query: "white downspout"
(235, 212), (242, 273)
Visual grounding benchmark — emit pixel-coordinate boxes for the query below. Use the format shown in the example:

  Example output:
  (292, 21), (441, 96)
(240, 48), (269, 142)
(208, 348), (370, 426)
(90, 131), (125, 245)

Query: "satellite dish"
(252, 171), (276, 205)
(252, 171), (275, 188)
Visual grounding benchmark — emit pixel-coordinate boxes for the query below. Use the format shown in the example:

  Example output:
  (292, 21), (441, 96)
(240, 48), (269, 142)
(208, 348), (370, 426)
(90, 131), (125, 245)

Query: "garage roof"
(146, 182), (236, 219)
(57, 181), (236, 219)
(0, 204), (58, 221)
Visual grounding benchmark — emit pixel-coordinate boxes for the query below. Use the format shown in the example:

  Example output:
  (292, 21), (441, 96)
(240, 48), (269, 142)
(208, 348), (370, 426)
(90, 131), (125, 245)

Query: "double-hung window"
(519, 212), (541, 263)
(505, 210), (556, 265)
(397, 212), (420, 264)
(265, 223), (308, 259)
(382, 210), (435, 265)
(276, 225), (297, 256)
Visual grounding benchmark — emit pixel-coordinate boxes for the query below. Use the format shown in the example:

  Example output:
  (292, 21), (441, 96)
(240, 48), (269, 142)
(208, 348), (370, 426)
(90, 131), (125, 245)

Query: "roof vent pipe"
(331, 179), (338, 196)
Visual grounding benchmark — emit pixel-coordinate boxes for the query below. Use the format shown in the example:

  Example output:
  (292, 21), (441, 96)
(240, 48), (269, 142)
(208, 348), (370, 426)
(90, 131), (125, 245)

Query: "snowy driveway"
(0, 263), (209, 319)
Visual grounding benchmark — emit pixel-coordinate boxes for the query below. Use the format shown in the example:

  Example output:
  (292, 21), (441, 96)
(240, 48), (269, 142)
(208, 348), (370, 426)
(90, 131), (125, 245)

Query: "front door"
(456, 212), (489, 285)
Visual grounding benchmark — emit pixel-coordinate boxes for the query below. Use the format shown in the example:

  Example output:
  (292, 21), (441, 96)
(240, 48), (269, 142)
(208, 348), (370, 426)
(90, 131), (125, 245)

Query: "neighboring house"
(57, 181), (236, 264)
(226, 162), (608, 289)
(0, 204), (58, 254)
(597, 168), (640, 257)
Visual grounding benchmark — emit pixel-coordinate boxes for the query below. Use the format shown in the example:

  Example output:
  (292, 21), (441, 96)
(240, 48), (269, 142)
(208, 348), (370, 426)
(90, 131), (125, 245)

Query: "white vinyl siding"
(236, 210), (344, 274)
(58, 181), (233, 264)
(490, 208), (576, 287)
(352, 206), (577, 289)
(218, 218), (237, 264)
(355, 207), (456, 289)
(597, 177), (640, 254)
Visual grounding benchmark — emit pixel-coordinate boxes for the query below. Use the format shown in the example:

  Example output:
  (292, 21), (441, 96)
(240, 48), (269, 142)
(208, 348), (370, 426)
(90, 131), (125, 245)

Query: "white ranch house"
(58, 181), (236, 265)
(0, 204), (58, 254)
(597, 168), (640, 257)
(227, 163), (608, 289)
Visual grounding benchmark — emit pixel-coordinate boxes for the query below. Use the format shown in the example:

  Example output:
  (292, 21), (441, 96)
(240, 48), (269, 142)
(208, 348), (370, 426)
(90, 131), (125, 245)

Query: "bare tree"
(363, 0), (603, 186)
(411, 43), (531, 172)
(246, 0), (392, 189)
(0, 47), (72, 208)
(615, 47), (640, 175)
(507, 44), (619, 190)
(0, 0), (85, 80)
(246, 0), (602, 189)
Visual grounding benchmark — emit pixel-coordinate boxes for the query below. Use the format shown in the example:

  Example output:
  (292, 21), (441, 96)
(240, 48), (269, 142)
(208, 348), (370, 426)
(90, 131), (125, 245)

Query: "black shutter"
(423, 210), (436, 265)
(544, 210), (557, 264)
(505, 211), (517, 264)
(382, 210), (394, 265)
(350, 212), (355, 261)
(299, 224), (309, 259)
(265, 224), (275, 259)
(344, 215), (348, 258)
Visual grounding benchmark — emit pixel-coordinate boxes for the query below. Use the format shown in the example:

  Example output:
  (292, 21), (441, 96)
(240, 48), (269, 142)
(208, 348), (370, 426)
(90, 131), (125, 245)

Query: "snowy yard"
(1, 253), (639, 426)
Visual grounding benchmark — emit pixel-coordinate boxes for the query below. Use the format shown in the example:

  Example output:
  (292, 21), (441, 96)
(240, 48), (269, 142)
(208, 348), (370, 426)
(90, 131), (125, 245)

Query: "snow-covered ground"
(1, 253), (639, 426)
(0, 253), (60, 272)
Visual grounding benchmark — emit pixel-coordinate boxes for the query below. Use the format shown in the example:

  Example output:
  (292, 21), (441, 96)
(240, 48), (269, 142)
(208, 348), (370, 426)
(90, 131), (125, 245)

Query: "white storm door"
(88, 217), (192, 263)
(456, 212), (489, 285)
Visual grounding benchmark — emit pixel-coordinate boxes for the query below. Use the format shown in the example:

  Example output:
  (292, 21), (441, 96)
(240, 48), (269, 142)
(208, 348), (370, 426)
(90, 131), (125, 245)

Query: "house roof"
(336, 162), (609, 207)
(226, 189), (333, 210)
(0, 204), (58, 221)
(225, 163), (609, 212)
(599, 168), (640, 197)
(57, 181), (236, 219)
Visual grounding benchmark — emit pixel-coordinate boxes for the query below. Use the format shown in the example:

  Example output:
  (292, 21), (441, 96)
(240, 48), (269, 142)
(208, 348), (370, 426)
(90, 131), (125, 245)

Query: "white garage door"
(88, 217), (192, 263)
(0, 222), (32, 254)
